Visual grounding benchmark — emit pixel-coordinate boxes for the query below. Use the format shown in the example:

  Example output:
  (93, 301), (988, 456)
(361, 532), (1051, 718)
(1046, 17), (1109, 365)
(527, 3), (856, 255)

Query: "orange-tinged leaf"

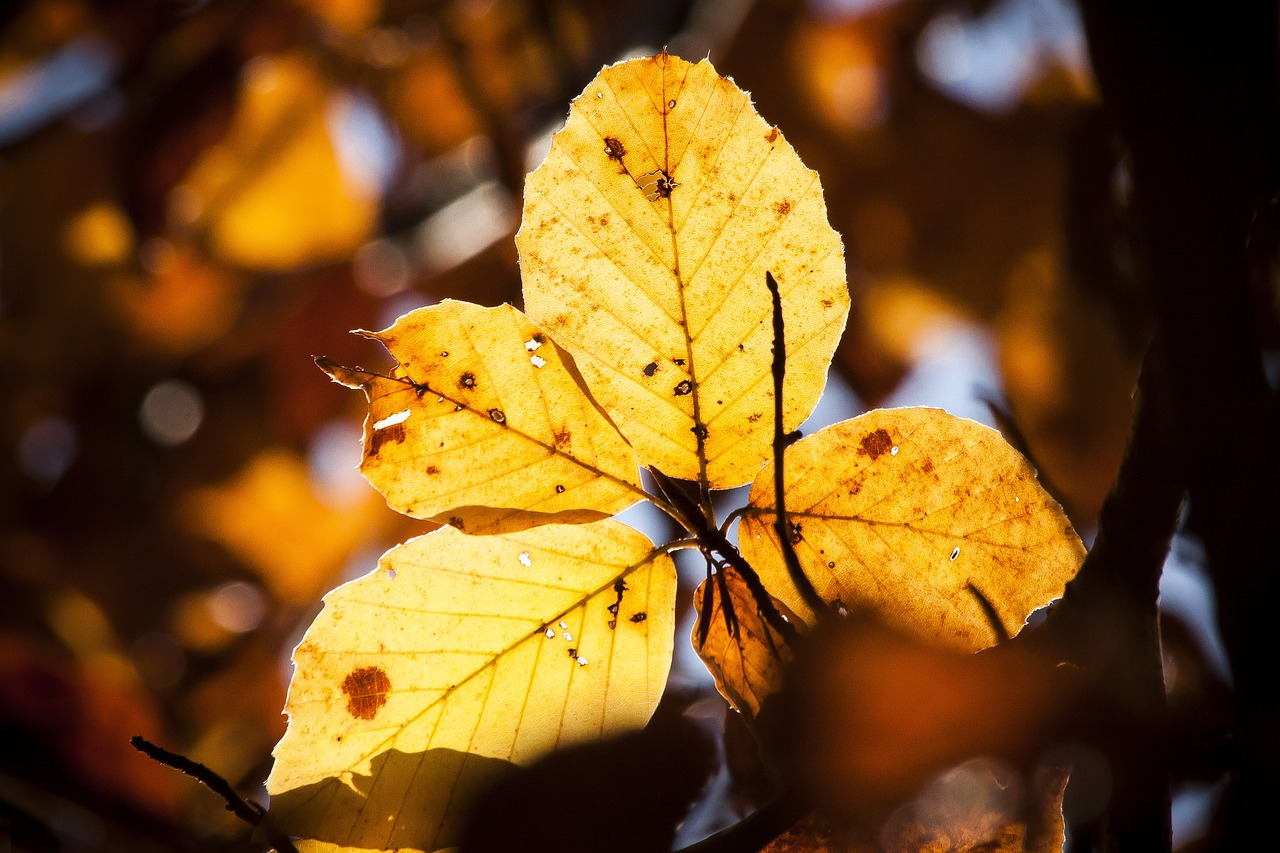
(692, 567), (796, 722)
(518, 52), (848, 488)
(739, 408), (1085, 651)
(266, 521), (676, 853)
(321, 299), (644, 534)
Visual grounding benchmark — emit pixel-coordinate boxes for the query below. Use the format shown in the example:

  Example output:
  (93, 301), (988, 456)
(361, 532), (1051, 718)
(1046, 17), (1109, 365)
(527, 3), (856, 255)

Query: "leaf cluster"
(267, 53), (1085, 853)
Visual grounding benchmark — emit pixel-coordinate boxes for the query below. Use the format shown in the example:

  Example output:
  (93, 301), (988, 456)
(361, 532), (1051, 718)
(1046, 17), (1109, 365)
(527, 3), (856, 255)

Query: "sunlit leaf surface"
(740, 408), (1085, 651)
(321, 300), (644, 534)
(519, 52), (848, 488)
(267, 521), (676, 853)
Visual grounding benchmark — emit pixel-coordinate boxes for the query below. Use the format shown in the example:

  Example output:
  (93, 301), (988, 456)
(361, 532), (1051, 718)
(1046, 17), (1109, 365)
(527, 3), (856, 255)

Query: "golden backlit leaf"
(321, 300), (644, 534)
(518, 52), (848, 488)
(177, 53), (376, 271)
(692, 567), (796, 722)
(739, 408), (1085, 651)
(266, 521), (676, 853)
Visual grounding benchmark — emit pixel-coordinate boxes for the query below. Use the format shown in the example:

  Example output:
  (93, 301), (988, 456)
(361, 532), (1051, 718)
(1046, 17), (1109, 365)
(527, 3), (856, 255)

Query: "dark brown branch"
(131, 736), (299, 853)
(1076, 0), (1280, 843)
(765, 271), (827, 616)
(965, 581), (1010, 645)
(1021, 344), (1182, 852)
(651, 466), (801, 647)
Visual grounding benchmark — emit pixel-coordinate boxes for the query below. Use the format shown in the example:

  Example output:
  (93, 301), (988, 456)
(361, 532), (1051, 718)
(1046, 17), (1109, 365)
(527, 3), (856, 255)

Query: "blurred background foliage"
(1, 0), (1229, 849)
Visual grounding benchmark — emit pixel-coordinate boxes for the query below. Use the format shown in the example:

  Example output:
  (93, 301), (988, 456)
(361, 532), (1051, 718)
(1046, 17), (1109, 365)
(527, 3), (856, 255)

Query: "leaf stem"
(765, 271), (828, 616)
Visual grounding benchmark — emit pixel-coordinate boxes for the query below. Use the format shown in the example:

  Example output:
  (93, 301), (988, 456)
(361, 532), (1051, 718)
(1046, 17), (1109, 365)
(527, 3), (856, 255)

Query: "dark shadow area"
(269, 748), (515, 852)
(458, 701), (715, 853)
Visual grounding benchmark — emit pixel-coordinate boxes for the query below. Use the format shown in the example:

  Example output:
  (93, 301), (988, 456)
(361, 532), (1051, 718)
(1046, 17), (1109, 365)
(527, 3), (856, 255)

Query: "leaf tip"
(314, 355), (370, 389)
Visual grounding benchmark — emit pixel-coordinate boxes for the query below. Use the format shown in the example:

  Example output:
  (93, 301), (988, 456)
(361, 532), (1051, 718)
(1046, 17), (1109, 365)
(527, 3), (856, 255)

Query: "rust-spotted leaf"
(320, 300), (644, 534)
(739, 408), (1085, 651)
(267, 521), (676, 853)
(518, 52), (848, 488)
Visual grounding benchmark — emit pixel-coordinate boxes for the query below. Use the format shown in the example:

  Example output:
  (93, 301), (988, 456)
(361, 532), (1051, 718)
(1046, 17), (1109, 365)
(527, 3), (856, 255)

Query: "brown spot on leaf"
(488, 408), (506, 424)
(674, 380), (692, 396)
(368, 423), (406, 455)
(459, 372), (477, 389)
(630, 612), (647, 623)
(765, 127), (779, 143)
(775, 200), (792, 217)
(426, 464), (439, 475)
(643, 361), (658, 377)
(555, 484), (565, 493)
(449, 516), (465, 529)
(341, 666), (391, 720)
(858, 428), (894, 460)
(747, 412), (763, 423)
(603, 136), (626, 161)
(553, 428), (571, 449)
(921, 459), (935, 474)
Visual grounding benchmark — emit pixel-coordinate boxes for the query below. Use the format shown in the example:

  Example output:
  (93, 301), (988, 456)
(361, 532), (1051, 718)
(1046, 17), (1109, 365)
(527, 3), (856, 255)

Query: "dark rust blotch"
(604, 136), (626, 161)
(341, 666), (391, 720)
(858, 428), (894, 461)
(369, 423), (406, 455)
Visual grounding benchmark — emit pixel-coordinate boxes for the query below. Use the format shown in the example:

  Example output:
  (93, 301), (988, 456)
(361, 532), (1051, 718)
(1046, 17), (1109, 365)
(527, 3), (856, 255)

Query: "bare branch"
(765, 271), (827, 616)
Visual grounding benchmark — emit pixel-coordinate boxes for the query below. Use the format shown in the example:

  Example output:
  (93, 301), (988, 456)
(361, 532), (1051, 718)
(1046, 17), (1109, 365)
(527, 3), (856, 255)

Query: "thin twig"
(131, 736), (300, 853)
(765, 271), (827, 615)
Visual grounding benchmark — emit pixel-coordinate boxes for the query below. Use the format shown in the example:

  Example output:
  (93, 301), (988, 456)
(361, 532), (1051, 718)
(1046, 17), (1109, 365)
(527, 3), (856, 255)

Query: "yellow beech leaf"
(319, 299), (645, 534)
(739, 408), (1085, 651)
(692, 567), (796, 722)
(267, 520), (676, 853)
(518, 52), (848, 488)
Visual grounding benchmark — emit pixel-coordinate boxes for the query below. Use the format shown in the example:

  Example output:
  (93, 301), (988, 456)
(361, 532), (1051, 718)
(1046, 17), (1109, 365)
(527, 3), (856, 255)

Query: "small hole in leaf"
(518, 552), (532, 567)
(530, 355), (547, 368)
(555, 484), (565, 493)
(891, 446), (899, 456)
(545, 628), (556, 639)
(563, 631), (573, 641)
(559, 621), (568, 629)
(674, 380), (692, 396)
(488, 408), (506, 423)
(630, 612), (647, 623)
(453, 405), (464, 412)
(525, 337), (543, 352)
(950, 547), (961, 561)
(459, 372), (477, 389)
(576, 656), (588, 666)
